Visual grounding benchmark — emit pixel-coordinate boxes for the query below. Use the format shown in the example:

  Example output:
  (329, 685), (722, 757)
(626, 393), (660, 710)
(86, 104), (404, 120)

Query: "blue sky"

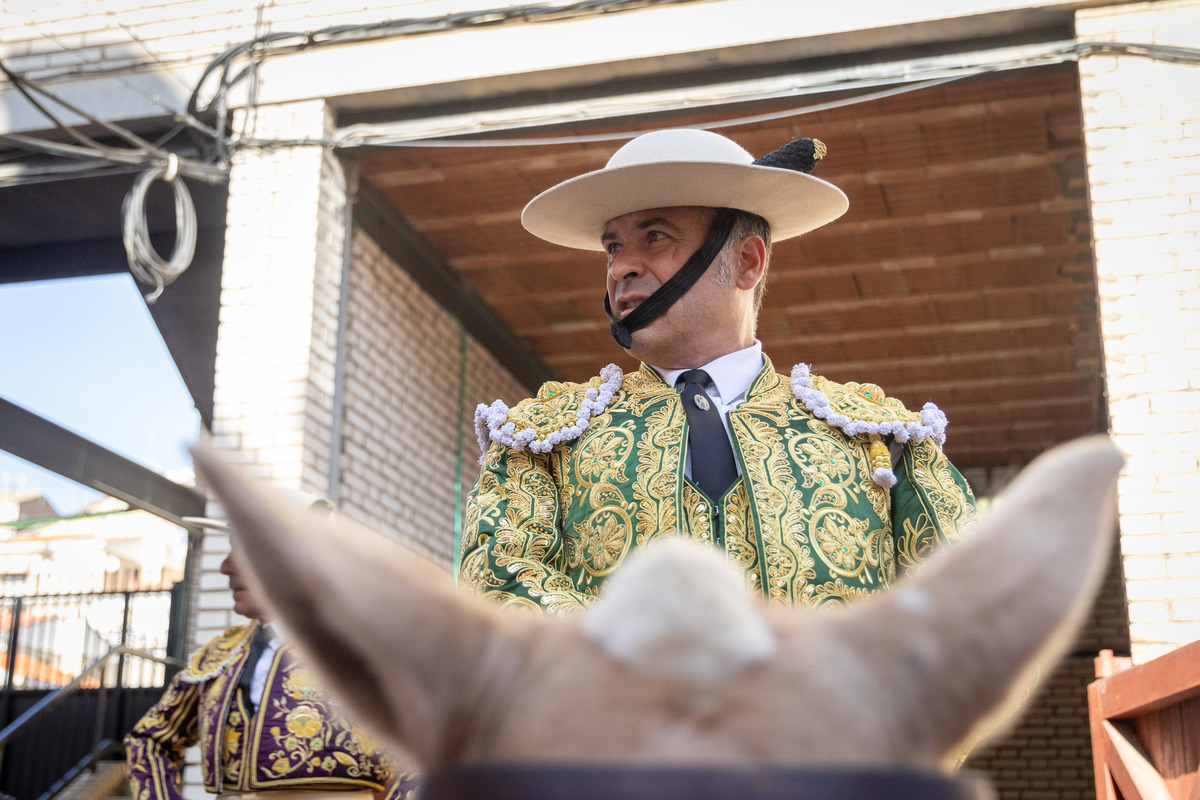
(0, 274), (201, 514)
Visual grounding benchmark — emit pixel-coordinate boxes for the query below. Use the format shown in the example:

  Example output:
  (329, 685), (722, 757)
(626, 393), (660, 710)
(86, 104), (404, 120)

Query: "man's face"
(219, 553), (269, 621)
(603, 206), (750, 368)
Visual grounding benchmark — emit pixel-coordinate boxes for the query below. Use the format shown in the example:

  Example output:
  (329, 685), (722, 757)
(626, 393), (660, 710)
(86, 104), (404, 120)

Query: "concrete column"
(196, 98), (347, 644)
(178, 98), (348, 799)
(1077, 0), (1200, 663)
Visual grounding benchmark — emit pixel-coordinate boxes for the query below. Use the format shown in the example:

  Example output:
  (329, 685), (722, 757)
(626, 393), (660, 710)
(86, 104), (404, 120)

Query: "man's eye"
(647, 231), (667, 243)
(605, 242), (622, 256)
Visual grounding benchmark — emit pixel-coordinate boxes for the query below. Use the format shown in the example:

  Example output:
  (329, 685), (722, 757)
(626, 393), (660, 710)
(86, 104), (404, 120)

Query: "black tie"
(238, 624), (270, 712)
(676, 369), (738, 501)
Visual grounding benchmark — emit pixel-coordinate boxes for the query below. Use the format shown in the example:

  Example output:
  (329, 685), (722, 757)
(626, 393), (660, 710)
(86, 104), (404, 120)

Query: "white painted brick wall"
(0, 0), (562, 87)
(184, 98), (526, 795)
(0, 0), (258, 82)
(337, 230), (527, 565)
(176, 96), (333, 798)
(1078, 0), (1200, 664)
(1, 0), (551, 138)
(198, 98), (343, 652)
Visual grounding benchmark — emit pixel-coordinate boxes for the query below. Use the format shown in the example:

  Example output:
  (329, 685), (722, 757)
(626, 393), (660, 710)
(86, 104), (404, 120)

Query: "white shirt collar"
(257, 619), (286, 646)
(652, 340), (764, 404)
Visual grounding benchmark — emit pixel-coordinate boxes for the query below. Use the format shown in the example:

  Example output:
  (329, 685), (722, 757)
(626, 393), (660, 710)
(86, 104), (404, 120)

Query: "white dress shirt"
(248, 623), (283, 709)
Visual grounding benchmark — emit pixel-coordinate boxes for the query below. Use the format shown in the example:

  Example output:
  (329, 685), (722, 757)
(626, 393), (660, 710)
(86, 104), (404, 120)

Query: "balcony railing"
(0, 588), (176, 690)
(0, 585), (185, 800)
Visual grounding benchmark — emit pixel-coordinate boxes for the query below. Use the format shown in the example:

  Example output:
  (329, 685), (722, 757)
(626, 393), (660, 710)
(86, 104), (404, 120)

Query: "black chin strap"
(604, 209), (737, 349)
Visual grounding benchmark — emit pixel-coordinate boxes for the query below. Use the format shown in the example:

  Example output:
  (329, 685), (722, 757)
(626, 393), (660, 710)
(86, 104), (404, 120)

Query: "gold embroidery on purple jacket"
(125, 621), (417, 799)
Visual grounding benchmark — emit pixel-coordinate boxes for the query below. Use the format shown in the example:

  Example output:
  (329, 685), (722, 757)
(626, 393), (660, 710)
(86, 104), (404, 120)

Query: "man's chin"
(623, 328), (666, 364)
(233, 601), (262, 620)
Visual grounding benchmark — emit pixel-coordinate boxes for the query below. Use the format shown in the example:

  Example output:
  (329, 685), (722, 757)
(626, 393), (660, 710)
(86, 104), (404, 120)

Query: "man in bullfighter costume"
(125, 515), (415, 800)
(459, 128), (976, 611)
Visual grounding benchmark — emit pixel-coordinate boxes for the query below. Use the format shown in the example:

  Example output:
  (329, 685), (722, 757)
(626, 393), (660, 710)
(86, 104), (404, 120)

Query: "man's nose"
(608, 247), (644, 282)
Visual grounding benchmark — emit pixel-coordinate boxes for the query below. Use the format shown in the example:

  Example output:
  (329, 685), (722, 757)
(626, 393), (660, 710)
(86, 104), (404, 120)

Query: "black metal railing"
(0, 644), (183, 800)
(0, 585), (184, 800)
(0, 588), (176, 691)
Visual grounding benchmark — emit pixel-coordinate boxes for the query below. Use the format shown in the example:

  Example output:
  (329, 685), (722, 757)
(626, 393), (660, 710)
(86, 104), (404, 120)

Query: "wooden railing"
(1088, 642), (1200, 800)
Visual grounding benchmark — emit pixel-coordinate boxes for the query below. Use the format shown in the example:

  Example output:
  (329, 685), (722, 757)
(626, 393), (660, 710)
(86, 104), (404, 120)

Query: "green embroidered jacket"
(459, 358), (975, 612)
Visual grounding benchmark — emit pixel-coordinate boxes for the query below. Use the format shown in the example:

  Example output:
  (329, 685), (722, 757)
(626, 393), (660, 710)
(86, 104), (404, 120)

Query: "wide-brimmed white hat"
(521, 129), (849, 251)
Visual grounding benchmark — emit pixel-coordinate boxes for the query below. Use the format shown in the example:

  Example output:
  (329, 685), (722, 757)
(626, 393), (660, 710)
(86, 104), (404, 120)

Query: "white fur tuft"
(582, 538), (776, 699)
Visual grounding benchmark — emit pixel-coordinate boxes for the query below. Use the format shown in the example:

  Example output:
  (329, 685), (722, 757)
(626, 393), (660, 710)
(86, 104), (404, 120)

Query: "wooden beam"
(1101, 719), (1174, 800)
(1091, 681), (1122, 800)
(1093, 640), (1200, 719)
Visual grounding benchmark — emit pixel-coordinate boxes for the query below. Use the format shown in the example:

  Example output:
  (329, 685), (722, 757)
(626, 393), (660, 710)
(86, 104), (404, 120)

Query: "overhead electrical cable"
(4, 0), (1199, 303)
(122, 154), (198, 304)
(185, 0), (710, 122)
(222, 40), (1200, 152)
(0, 59), (225, 182)
(0, 57), (214, 301)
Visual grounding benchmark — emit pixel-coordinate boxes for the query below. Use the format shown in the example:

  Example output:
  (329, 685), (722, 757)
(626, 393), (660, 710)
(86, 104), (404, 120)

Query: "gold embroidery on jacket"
(484, 448), (569, 606)
(680, 482), (711, 543)
(574, 426), (634, 487)
(459, 467), (501, 565)
(720, 483), (760, 588)
(505, 376), (606, 439)
(736, 414), (801, 605)
(915, 439), (975, 533)
(811, 376), (925, 427)
(576, 482), (633, 579)
(569, 416), (636, 583)
(805, 579), (874, 606)
(632, 402), (684, 548)
(790, 421), (894, 590)
(460, 358), (975, 613)
(249, 656), (392, 783)
(221, 700), (245, 784)
(897, 439), (976, 571)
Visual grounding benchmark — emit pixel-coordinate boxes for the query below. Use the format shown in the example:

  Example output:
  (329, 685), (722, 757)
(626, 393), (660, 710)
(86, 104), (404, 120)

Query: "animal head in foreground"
(191, 435), (1122, 774)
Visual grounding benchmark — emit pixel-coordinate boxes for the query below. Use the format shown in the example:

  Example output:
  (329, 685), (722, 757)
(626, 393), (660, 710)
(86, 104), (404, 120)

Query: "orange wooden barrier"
(1089, 642), (1200, 800)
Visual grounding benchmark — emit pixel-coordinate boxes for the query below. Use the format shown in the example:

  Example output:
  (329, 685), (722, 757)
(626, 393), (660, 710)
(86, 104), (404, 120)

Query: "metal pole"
(166, 580), (185, 664)
(91, 678), (109, 772)
(4, 597), (22, 692)
(0, 597), (21, 779)
(327, 160), (359, 506)
(114, 593), (132, 691)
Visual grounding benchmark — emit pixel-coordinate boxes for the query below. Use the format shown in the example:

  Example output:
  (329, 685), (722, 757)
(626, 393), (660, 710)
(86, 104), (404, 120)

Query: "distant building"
(0, 492), (185, 688)
(0, 492), (186, 596)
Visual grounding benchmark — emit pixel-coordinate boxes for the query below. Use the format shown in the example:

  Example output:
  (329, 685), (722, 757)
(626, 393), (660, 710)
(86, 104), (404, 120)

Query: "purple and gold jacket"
(125, 622), (415, 800)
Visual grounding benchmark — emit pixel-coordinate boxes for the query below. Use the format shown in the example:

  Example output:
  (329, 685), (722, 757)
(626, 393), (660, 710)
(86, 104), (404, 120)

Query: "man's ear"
(733, 234), (767, 291)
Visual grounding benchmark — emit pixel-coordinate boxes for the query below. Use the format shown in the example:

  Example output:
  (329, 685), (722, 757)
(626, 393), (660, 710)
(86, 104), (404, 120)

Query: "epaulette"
(179, 623), (254, 684)
(790, 363), (948, 489)
(474, 364), (624, 460)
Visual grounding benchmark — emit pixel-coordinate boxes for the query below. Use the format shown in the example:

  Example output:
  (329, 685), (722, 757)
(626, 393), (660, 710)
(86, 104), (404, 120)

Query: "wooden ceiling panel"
(353, 64), (1105, 470)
